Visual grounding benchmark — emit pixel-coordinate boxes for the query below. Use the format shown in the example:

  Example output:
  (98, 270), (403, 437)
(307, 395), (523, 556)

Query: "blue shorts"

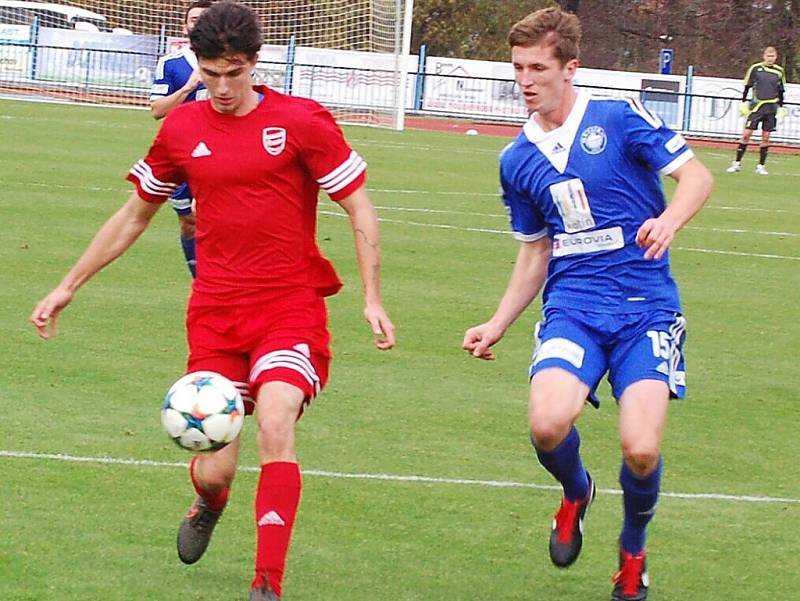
(529, 308), (687, 407)
(170, 183), (193, 215)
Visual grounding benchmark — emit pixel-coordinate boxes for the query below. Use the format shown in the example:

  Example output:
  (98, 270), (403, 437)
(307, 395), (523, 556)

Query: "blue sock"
(619, 457), (662, 555)
(180, 237), (196, 278)
(533, 426), (589, 501)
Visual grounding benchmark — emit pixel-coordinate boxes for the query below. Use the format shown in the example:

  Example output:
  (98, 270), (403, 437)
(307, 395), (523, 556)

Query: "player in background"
(149, 0), (214, 277)
(31, 2), (395, 600)
(462, 8), (713, 601)
(726, 46), (786, 176)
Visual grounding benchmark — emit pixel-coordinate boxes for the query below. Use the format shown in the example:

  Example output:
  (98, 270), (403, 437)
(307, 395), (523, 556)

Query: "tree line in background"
(413, 0), (800, 81)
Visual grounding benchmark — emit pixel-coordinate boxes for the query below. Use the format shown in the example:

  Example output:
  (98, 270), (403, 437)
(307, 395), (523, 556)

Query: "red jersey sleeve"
(125, 119), (183, 203)
(301, 104), (367, 201)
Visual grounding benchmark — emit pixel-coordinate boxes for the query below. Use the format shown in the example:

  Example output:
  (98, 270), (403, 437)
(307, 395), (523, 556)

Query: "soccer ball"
(161, 371), (245, 452)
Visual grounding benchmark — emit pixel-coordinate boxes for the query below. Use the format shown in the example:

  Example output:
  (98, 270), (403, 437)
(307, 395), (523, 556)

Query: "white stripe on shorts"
(250, 349), (321, 395)
(232, 381), (254, 405)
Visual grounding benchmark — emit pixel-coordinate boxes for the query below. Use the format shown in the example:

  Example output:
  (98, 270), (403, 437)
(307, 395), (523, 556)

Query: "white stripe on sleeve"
(129, 160), (178, 197)
(317, 151), (367, 195)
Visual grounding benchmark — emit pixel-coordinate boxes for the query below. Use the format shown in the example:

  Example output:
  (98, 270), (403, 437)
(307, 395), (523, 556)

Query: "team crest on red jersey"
(262, 127), (287, 156)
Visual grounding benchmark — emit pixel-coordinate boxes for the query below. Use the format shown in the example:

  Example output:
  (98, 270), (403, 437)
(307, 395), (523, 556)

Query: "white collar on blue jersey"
(523, 89), (591, 174)
(180, 45), (199, 70)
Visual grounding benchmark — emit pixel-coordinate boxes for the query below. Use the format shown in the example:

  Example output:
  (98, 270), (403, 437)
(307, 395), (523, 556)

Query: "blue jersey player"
(462, 8), (713, 601)
(149, 0), (213, 276)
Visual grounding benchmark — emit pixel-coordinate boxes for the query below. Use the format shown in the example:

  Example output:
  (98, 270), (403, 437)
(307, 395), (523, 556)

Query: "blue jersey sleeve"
(150, 55), (180, 101)
(620, 98), (694, 176)
(500, 146), (548, 242)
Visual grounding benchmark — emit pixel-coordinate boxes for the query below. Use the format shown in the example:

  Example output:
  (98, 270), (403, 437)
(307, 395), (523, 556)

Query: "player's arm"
(337, 185), (396, 350)
(636, 158), (714, 260)
(150, 70), (202, 120)
(31, 192), (162, 339)
(741, 62), (757, 101)
(462, 237), (550, 360)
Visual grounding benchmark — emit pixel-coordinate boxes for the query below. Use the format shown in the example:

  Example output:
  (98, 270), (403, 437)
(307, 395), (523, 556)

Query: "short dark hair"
(189, 0), (262, 60)
(185, 0), (214, 24)
(508, 7), (581, 65)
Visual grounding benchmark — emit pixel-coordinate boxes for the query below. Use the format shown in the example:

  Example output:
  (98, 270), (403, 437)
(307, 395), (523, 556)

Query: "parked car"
(0, 1), (110, 32)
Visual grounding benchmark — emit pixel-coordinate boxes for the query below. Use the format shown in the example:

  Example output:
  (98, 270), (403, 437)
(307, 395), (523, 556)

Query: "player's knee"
(529, 418), (572, 451)
(621, 443), (660, 476)
(179, 217), (196, 239)
(256, 409), (297, 462)
(197, 456), (236, 490)
(202, 468), (235, 491)
(257, 411), (293, 442)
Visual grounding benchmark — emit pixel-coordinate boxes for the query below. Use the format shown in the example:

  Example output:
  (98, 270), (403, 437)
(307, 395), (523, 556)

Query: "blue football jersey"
(500, 91), (694, 314)
(150, 46), (206, 103)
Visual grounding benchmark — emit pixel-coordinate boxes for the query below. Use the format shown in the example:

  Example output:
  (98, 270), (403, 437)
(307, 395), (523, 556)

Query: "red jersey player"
(30, 2), (395, 600)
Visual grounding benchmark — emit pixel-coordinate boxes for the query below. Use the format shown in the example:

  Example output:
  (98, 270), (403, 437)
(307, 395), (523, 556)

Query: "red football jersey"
(127, 85), (367, 301)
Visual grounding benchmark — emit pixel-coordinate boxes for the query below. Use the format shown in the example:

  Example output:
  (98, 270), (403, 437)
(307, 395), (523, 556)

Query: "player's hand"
(777, 107), (786, 122)
(636, 217), (679, 260)
(739, 101), (750, 117)
(183, 70), (203, 93)
(31, 286), (74, 339)
(462, 322), (505, 361)
(364, 303), (395, 350)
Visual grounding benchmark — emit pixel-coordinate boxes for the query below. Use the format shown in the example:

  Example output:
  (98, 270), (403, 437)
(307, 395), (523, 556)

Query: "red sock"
(189, 456), (229, 511)
(252, 461), (302, 596)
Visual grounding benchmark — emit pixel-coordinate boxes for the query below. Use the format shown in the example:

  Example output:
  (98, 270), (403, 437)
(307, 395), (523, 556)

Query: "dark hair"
(185, 0), (214, 24)
(189, 0), (262, 60)
(508, 7), (581, 65)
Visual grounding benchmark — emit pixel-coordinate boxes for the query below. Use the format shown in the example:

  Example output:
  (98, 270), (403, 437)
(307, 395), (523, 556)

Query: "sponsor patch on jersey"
(580, 125), (607, 155)
(552, 226), (624, 257)
(549, 178), (596, 233)
(262, 127), (286, 156)
(665, 133), (686, 154)
(150, 83), (169, 95)
(533, 337), (585, 368)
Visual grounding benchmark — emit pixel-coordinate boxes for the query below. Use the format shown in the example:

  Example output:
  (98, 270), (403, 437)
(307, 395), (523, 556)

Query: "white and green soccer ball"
(161, 371), (244, 452)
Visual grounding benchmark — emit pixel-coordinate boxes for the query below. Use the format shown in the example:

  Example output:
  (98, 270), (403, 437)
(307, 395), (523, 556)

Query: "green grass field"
(1, 99), (798, 601)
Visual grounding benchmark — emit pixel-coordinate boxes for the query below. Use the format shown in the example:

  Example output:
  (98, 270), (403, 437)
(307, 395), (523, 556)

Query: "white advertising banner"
(289, 46), (407, 109)
(687, 76), (800, 140)
(36, 28), (158, 88)
(423, 56), (527, 118)
(422, 57), (685, 127)
(0, 23), (31, 79)
(0, 24), (30, 42)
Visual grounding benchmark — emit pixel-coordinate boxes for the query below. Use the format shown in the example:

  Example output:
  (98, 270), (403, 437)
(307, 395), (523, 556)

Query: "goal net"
(0, 0), (413, 129)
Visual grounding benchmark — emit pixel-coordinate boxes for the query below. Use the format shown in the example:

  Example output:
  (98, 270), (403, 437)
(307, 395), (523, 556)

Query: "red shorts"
(185, 289), (331, 415)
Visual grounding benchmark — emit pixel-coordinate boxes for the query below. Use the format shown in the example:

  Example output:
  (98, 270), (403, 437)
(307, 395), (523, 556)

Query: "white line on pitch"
(368, 205), (799, 237)
(2, 180), (796, 256)
(320, 211), (800, 261)
(2, 450), (797, 505)
(4, 180), (795, 216)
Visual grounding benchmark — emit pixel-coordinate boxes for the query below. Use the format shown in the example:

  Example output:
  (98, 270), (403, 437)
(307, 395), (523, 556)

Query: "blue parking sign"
(659, 49), (674, 74)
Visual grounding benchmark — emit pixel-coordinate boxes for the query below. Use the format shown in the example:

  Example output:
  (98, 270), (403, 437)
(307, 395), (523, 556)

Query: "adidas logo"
(191, 141), (212, 158)
(293, 343), (310, 358)
(258, 510), (286, 527)
(552, 142), (567, 154)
